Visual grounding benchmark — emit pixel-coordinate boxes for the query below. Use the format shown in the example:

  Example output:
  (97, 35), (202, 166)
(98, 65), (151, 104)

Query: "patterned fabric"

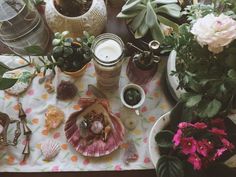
(0, 56), (171, 172)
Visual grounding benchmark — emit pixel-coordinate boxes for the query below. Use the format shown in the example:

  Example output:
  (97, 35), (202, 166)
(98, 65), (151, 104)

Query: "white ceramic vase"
(45, 0), (107, 38)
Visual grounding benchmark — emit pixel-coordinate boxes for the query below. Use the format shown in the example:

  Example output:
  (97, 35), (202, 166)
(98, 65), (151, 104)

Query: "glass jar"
(91, 33), (125, 90)
(0, 0), (50, 55)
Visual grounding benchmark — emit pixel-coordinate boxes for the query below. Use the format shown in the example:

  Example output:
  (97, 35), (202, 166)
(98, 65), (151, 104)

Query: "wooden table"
(0, 4), (174, 177)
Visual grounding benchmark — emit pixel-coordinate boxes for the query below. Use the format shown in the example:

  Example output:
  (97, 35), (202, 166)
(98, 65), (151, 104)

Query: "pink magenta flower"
(173, 129), (182, 147)
(210, 118), (225, 129)
(197, 140), (210, 157)
(213, 147), (227, 160)
(193, 122), (207, 129)
(181, 137), (197, 155)
(187, 153), (202, 170)
(178, 122), (191, 129)
(209, 128), (227, 135)
(221, 138), (235, 150)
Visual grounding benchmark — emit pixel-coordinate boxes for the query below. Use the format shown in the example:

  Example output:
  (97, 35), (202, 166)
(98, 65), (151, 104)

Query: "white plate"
(148, 112), (171, 166)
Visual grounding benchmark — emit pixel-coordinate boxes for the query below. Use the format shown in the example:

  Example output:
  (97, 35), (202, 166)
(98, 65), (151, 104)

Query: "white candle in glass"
(94, 39), (122, 62)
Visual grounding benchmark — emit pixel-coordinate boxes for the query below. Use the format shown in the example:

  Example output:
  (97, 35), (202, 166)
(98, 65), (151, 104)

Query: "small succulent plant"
(124, 88), (141, 106)
(117, 0), (181, 42)
(52, 31), (94, 72)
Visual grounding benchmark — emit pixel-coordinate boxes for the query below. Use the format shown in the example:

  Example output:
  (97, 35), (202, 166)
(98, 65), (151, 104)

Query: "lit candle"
(0, 124), (3, 134)
(95, 39), (122, 62)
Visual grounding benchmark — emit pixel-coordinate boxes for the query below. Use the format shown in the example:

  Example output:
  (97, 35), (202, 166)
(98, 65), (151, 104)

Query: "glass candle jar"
(92, 33), (125, 90)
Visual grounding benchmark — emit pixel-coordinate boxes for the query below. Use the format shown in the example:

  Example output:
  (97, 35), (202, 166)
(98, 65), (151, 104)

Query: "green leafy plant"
(52, 31), (94, 72)
(117, 0), (181, 42)
(163, 2), (236, 120)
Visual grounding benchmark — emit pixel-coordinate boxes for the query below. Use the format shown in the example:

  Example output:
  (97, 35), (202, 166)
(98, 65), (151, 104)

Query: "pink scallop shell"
(65, 98), (125, 157)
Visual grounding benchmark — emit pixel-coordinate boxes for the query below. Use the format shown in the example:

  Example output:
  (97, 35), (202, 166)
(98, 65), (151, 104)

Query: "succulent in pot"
(117, 0), (182, 44)
(52, 31), (94, 76)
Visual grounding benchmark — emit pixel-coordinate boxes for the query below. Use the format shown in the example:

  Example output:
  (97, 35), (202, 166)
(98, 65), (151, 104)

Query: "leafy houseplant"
(117, 0), (181, 43)
(164, 1), (236, 120)
(52, 31), (94, 75)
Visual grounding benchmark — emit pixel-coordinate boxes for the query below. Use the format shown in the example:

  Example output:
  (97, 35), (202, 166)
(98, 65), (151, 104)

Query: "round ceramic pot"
(45, 0), (107, 38)
(63, 64), (87, 77)
(166, 50), (185, 101)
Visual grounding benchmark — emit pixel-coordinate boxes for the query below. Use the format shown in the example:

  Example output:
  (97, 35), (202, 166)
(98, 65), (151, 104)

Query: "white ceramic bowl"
(148, 112), (171, 166)
(120, 84), (145, 109)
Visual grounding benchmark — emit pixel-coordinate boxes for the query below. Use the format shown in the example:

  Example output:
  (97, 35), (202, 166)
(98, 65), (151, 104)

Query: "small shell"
(91, 121), (103, 134)
(41, 140), (60, 161)
(45, 105), (64, 130)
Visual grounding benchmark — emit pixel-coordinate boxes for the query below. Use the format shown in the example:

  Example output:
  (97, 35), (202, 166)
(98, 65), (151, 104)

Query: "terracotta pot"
(45, 0), (107, 38)
(63, 64), (87, 77)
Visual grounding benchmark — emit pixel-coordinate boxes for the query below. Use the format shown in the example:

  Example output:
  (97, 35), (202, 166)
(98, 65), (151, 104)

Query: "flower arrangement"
(164, 1), (236, 120)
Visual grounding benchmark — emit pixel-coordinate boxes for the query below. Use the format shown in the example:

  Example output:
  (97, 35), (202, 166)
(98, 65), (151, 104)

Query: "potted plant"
(165, 0), (236, 120)
(117, 0), (181, 49)
(44, 0), (107, 38)
(52, 31), (94, 77)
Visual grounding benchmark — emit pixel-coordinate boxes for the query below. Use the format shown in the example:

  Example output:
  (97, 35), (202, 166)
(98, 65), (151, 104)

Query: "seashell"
(91, 121), (103, 134)
(65, 99), (125, 157)
(41, 139), (60, 161)
(45, 105), (64, 131)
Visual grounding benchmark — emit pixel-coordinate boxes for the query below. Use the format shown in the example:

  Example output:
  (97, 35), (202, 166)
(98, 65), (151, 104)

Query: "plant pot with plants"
(117, 0), (182, 51)
(52, 31), (95, 77)
(45, 0), (107, 38)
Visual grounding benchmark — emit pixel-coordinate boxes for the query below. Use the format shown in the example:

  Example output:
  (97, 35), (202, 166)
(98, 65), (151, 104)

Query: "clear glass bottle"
(0, 0), (50, 55)
(91, 33), (125, 90)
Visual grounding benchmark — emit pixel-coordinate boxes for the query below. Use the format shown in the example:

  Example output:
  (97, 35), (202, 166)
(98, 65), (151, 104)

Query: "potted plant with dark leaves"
(52, 31), (94, 77)
(117, 0), (181, 49)
(45, 0), (107, 38)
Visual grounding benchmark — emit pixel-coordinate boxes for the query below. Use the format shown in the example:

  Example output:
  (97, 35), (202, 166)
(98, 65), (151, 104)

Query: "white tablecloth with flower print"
(0, 56), (171, 172)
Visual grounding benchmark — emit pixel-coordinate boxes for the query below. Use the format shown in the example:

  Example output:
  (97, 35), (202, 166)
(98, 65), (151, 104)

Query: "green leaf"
(63, 47), (73, 58)
(0, 78), (17, 90)
(157, 16), (179, 32)
(25, 45), (44, 55)
(150, 20), (165, 42)
(61, 31), (69, 37)
(156, 0), (178, 4)
(186, 94), (202, 107)
(0, 62), (10, 75)
(155, 130), (174, 148)
(134, 16), (149, 38)
(121, 0), (142, 13)
(156, 155), (184, 177)
(52, 39), (61, 46)
(130, 9), (146, 31)
(202, 99), (222, 118)
(146, 1), (157, 28)
(228, 69), (236, 79)
(117, 12), (139, 18)
(156, 4), (181, 18)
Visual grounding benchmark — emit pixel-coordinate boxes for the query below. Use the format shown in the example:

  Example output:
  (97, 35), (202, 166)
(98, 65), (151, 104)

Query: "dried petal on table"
(41, 139), (61, 161)
(45, 105), (64, 131)
(123, 139), (139, 165)
(57, 80), (78, 100)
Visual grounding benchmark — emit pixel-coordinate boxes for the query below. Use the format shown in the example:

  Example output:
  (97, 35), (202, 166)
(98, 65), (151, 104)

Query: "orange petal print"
(7, 155), (15, 165)
(4, 93), (12, 100)
(32, 118), (39, 125)
(120, 143), (129, 149)
(36, 143), (41, 149)
(61, 144), (68, 150)
(148, 116), (156, 123)
(73, 104), (81, 111)
(42, 129), (49, 136)
(41, 93), (48, 100)
(18, 59), (26, 65)
(71, 155), (78, 162)
(13, 104), (20, 111)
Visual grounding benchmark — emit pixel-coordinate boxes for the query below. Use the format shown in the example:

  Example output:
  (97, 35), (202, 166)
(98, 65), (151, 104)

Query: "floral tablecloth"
(0, 56), (171, 172)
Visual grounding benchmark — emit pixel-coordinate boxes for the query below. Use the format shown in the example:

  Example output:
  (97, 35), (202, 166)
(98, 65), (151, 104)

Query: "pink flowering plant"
(155, 117), (236, 177)
(173, 120), (234, 170)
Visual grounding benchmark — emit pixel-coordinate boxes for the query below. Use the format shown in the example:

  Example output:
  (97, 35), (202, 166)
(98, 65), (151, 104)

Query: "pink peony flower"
(181, 137), (197, 155)
(187, 153), (202, 170)
(197, 140), (210, 157)
(193, 122), (207, 129)
(209, 128), (227, 135)
(173, 129), (183, 147)
(213, 147), (227, 160)
(221, 138), (235, 150)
